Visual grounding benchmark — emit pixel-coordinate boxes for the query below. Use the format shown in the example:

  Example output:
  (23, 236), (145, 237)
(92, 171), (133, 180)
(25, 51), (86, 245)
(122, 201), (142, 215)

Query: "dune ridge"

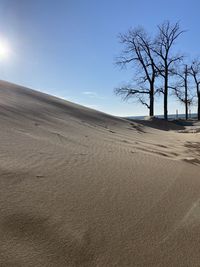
(0, 80), (200, 266)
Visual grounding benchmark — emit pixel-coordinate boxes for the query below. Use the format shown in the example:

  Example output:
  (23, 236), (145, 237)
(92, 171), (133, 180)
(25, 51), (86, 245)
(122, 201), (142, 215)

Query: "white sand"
(0, 80), (200, 266)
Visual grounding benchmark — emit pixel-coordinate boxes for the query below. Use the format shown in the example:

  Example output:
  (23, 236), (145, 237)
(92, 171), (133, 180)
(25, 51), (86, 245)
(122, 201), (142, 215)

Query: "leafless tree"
(153, 21), (184, 120)
(189, 60), (200, 120)
(115, 28), (157, 116)
(173, 64), (193, 120)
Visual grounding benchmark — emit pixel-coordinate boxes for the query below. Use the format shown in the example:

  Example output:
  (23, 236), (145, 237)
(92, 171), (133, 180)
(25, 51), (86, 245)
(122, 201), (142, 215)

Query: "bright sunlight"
(0, 40), (10, 59)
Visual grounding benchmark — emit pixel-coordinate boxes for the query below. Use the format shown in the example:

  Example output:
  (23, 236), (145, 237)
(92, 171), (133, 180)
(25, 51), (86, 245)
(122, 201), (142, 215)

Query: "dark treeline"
(115, 21), (200, 120)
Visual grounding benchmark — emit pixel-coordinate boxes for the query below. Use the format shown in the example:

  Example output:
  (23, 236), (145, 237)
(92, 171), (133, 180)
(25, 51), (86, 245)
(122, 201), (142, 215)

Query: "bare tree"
(115, 28), (157, 116)
(189, 60), (200, 120)
(173, 64), (193, 120)
(153, 21), (184, 120)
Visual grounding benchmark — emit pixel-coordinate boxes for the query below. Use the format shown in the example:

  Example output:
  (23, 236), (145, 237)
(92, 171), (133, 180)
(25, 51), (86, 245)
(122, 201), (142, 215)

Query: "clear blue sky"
(0, 0), (199, 116)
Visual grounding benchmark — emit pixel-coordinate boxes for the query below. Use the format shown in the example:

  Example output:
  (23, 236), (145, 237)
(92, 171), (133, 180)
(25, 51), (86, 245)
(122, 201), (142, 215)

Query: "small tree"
(173, 64), (193, 120)
(189, 60), (200, 120)
(115, 28), (157, 116)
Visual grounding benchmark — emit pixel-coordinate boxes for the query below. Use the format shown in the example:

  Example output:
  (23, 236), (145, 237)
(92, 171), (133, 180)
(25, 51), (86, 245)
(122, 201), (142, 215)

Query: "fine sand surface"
(0, 80), (200, 266)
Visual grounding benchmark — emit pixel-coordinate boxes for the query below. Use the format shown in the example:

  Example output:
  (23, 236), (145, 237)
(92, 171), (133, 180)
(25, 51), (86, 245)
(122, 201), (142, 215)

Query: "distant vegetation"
(115, 21), (200, 120)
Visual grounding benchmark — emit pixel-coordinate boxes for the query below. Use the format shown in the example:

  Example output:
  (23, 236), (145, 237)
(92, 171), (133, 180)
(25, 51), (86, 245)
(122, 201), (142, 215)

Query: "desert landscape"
(0, 80), (200, 266)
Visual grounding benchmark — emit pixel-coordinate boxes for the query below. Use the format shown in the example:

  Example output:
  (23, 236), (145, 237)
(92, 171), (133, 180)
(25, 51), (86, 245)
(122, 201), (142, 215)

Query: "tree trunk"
(185, 98), (188, 120)
(149, 84), (154, 117)
(164, 74), (168, 120)
(185, 65), (188, 120)
(198, 94), (200, 121)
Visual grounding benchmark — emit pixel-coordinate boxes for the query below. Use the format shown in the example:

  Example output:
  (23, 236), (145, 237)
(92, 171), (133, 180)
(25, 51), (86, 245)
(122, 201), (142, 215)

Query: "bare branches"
(117, 28), (157, 82)
(139, 97), (150, 109)
(114, 85), (150, 109)
(114, 86), (149, 100)
(153, 21), (184, 75)
(115, 27), (157, 116)
(189, 60), (200, 90)
(155, 21), (185, 57)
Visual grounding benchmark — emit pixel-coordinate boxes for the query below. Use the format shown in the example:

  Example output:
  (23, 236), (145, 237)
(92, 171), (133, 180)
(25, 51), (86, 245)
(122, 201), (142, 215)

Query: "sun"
(0, 41), (10, 59)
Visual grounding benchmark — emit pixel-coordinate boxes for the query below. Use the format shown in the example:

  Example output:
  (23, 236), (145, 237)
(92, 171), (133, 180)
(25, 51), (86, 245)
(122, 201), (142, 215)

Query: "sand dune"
(0, 80), (200, 266)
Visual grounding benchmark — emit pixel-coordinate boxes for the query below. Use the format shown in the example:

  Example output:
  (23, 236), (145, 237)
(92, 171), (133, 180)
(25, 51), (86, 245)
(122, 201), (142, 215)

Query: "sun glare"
(0, 40), (10, 59)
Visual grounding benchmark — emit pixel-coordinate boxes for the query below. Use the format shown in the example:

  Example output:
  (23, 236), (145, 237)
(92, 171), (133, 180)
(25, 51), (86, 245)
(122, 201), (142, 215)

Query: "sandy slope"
(0, 80), (200, 267)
